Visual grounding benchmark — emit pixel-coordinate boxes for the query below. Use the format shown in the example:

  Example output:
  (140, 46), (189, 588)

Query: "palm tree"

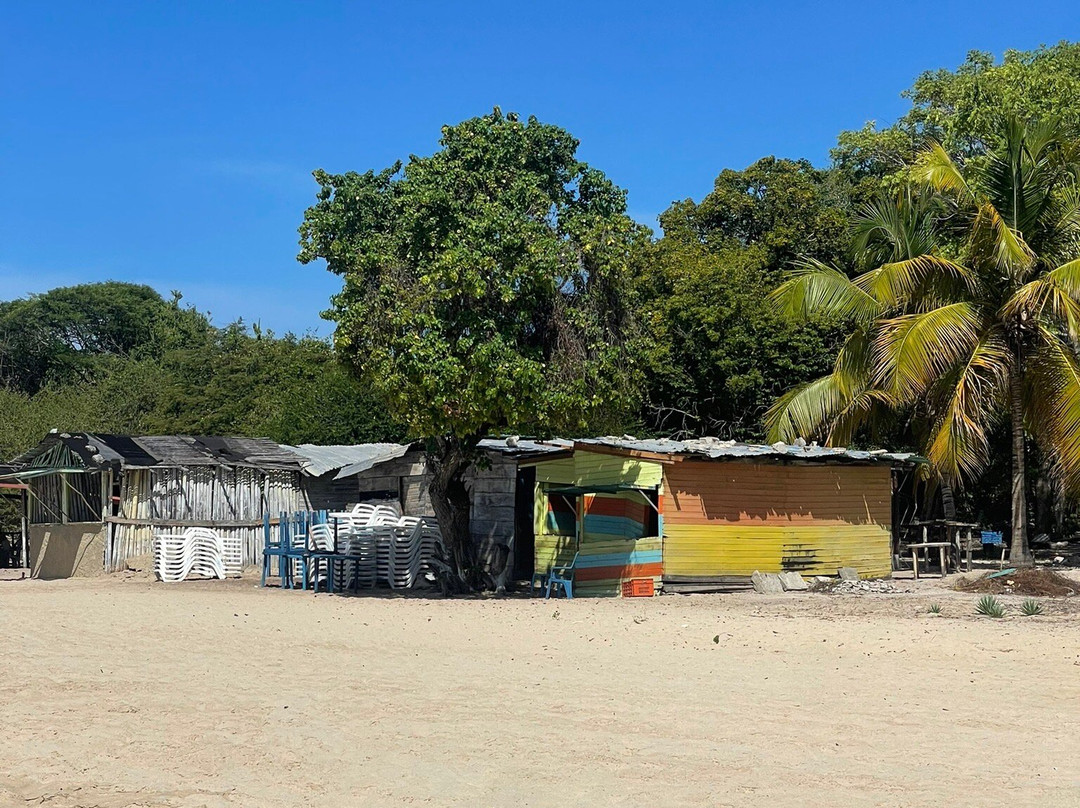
(767, 118), (1080, 564)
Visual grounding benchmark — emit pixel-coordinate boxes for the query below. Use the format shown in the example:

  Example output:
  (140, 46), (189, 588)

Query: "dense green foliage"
(638, 158), (849, 439)
(0, 283), (402, 461)
(10, 44), (1080, 565)
(833, 43), (1080, 194)
(299, 109), (645, 443)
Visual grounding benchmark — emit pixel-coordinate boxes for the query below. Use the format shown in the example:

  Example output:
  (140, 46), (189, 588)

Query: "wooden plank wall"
(107, 467), (304, 571)
(663, 461), (893, 581)
(303, 450), (519, 567)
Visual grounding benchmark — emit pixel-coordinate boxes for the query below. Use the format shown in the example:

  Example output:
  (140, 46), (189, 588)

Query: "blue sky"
(3, 1), (1078, 336)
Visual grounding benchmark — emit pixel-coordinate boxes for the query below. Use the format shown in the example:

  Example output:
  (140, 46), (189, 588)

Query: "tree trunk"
(1008, 362), (1033, 566)
(426, 438), (482, 592)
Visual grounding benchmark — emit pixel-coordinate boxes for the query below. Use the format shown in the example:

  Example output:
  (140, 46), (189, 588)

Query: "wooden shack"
(6, 432), (305, 577)
(288, 439), (567, 574)
(523, 438), (918, 594)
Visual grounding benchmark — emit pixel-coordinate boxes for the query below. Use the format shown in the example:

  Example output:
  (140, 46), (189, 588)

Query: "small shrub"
(927, 603), (942, 614)
(976, 594), (1006, 618)
(1020, 599), (1044, 617)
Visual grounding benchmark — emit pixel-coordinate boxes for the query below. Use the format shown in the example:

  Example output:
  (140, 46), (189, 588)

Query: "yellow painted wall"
(663, 524), (891, 579)
(572, 450), (664, 488)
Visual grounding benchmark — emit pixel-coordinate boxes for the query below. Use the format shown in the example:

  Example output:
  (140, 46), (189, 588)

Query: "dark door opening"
(512, 466), (536, 580)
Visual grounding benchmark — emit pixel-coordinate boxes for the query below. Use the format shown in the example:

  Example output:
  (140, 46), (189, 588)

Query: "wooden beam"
(570, 442), (679, 464)
(105, 516), (280, 528)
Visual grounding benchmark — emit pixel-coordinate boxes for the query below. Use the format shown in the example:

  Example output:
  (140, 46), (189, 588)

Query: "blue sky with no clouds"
(3, 1), (1078, 335)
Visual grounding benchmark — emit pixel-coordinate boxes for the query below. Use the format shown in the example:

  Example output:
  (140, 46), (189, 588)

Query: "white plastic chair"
(154, 527), (229, 582)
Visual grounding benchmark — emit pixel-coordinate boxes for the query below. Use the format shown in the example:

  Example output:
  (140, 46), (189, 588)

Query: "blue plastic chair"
(260, 512), (291, 587)
(981, 530), (1007, 568)
(281, 511), (313, 590)
(545, 552), (579, 599)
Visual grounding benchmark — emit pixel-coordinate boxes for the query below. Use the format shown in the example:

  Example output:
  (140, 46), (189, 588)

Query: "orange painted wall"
(663, 462), (891, 527)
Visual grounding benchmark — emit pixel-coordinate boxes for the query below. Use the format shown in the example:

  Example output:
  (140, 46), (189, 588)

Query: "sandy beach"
(2, 573), (1079, 807)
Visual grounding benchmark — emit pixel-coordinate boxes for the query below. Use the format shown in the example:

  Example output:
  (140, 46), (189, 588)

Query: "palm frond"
(924, 330), (1011, 484)
(1002, 257), (1080, 338)
(862, 254), (979, 309)
(829, 388), (895, 448)
(832, 327), (875, 398)
(771, 259), (881, 323)
(764, 374), (851, 444)
(969, 201), (1036, 277)
(873, 302), (984, 400)
(914, 142), (973, 201)
(852, 193), (939, 267)
(1026, 327), (1080, 496)
(1041, 184), (1080, 261)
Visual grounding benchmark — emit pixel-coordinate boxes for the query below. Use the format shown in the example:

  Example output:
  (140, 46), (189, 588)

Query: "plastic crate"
(621, 578), (655, 598)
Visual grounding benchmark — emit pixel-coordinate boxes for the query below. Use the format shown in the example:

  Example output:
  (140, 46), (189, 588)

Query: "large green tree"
(0, 281), (171, 394)
(298, 109), (644, 589)
(769, 118), (1080, 564)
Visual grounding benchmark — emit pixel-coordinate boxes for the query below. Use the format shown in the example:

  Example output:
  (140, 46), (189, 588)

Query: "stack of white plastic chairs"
(328, 501), (440, 589)
(154, 527), (242, 582)
(387, 517), (441, 589)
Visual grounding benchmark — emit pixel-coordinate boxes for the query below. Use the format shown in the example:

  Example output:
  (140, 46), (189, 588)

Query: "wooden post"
(911, 547), (919, 580)
(20, 488), (28, 569)
(61, 473), (70, 524)
(966, 528), (973, 572)
(939, 544), (946, 578)
(101, 470), (113, 571)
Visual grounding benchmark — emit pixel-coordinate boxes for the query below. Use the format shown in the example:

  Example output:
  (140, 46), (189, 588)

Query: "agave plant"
(927, 603), (942, 614)
(976, 594), (1006, 618)
(769, 117), (1080, 565)
(1020, 598), (1044, 616)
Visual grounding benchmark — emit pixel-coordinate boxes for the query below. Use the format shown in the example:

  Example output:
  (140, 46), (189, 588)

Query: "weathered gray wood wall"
(301, 448), (519, 566)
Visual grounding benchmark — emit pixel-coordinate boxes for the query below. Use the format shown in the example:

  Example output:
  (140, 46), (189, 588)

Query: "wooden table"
(906, 520), (979, 572)
(907, 541), (951, 579)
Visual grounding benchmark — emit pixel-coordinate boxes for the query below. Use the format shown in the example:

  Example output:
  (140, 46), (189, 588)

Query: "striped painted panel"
(582, 492), (649, 540)
(663, 524), (891, 579)
(575, 536), (663, 596)
(545, 495), (576, 534)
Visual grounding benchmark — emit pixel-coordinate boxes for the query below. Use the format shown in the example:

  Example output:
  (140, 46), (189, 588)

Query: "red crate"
(621, 578), (655, 597)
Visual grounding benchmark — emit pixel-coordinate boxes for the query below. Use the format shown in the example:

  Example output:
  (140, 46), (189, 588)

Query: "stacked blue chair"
(260, 512), (291, 587)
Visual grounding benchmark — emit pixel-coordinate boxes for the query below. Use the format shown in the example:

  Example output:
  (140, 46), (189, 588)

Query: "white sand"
(1, 574), (1078, 807)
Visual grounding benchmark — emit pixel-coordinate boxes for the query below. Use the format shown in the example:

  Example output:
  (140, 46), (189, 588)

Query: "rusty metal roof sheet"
(575, 436), (920, 465)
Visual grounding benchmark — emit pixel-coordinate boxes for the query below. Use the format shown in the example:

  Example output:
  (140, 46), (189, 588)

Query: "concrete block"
(778, 572), (808, 591)
(838, 567), (860, 582)
(751, 571), (784, 594)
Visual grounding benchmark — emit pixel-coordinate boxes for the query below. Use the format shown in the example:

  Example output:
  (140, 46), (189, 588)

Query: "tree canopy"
(0, 283), (402, 461)
(299, 108), (645, 587)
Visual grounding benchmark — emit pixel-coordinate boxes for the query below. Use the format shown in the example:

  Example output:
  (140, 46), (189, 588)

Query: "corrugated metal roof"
(286, 443), (411, 478)
(575, 437), (920, 465)
(8, 432), (304, 471)
(477, 437), (574, 456)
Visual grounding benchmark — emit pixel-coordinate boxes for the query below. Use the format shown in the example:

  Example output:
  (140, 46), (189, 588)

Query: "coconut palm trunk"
(1009, 357), (1032, 564)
